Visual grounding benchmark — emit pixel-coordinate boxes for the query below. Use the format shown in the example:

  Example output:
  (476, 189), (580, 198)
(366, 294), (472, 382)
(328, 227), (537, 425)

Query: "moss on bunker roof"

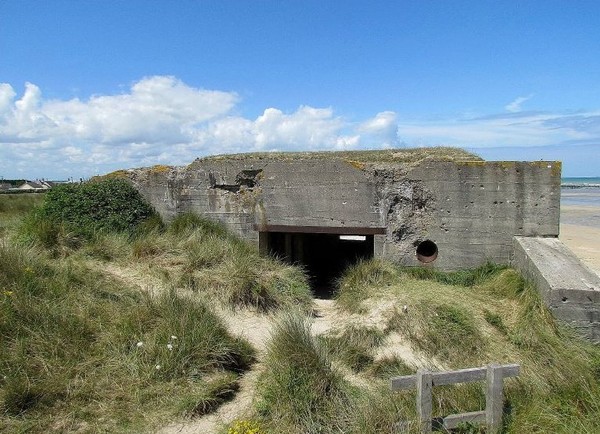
(198, 147), (482, 164)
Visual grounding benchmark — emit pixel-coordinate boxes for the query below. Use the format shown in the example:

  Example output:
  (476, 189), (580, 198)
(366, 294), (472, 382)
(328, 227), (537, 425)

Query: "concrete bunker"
(124, 153), (600, 342)
(258, 225), (384, 297)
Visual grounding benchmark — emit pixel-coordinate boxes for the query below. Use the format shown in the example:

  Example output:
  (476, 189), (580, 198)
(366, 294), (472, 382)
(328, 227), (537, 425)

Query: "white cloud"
(1, 76), (600, 179)
(397, 111), (600, 148)
(505, 94), (534, 113)
(358, 111), (399, 146)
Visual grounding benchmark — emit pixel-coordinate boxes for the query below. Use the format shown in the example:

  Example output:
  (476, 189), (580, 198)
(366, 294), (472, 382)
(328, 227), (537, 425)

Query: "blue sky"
(1, 0), (599, 179)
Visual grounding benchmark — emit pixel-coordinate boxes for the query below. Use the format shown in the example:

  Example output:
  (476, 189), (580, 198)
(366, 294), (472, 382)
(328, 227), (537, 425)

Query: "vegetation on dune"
(325, 261), (600, 434)
(334, 258), (399, 312)
(0, 194), (45, 241)
(0, 188), (311, 432)
(2, 189), (600, 433)
(320, 325), (386, 373)
(0, 243), (255, 432)
(255, 313), (352, 433)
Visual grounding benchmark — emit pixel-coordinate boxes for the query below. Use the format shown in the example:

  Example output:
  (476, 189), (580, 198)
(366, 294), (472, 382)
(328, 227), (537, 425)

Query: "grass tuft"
(401, 261), (508, 287)
(321, 325), (386, 372)
(335, 259), (399, 312)
(169, 212), (229, 238)
(256, 313), (351, 433)
(387, 302), (484, 363)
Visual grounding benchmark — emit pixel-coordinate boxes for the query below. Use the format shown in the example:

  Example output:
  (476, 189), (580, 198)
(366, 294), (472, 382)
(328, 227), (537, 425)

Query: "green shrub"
(38, 178), (157, 238)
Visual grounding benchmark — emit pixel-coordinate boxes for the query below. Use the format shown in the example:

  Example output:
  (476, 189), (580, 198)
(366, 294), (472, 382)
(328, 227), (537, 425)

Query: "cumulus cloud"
(1, 76), (600, 179)
(1, 77), (373, 177)
(505, 94), (534, 113)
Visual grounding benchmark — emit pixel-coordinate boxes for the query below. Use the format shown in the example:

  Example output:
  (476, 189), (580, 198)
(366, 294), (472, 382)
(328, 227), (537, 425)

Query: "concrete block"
(513, 236), (600, 343)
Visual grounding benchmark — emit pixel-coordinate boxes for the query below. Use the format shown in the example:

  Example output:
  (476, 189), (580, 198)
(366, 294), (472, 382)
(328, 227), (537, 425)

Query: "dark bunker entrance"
(259, 227), (381, 298)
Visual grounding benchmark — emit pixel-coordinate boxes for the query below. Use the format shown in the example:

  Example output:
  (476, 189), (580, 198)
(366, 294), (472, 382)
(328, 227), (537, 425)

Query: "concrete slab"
(513, 236), (600, 343)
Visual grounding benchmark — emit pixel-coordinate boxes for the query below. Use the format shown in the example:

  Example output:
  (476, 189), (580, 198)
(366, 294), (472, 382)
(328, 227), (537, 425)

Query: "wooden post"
(416, 369), (433, 433)
(486, 364), (504, 434)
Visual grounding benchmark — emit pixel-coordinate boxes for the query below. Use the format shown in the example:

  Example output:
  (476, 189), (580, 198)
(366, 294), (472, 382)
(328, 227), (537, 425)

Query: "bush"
(38, 179), (157, 238)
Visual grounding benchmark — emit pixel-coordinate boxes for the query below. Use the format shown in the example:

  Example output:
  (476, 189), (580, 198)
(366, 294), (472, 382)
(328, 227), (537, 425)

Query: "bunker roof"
(197, 147), (482, 164)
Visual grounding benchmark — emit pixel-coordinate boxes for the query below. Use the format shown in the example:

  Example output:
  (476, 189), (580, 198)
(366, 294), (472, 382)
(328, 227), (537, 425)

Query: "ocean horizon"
(561, 177), (600, 207)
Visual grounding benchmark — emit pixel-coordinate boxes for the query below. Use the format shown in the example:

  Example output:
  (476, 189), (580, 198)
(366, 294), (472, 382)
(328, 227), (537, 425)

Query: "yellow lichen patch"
(496, 161), (517, 170)
(527, 160), (562, 177)
(149, 164), (172, 174)
(345, 159), (366, 170)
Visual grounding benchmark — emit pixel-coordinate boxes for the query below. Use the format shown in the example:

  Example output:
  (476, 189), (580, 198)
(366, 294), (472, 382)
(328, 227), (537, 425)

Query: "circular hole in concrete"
(416, 240), (438, 263)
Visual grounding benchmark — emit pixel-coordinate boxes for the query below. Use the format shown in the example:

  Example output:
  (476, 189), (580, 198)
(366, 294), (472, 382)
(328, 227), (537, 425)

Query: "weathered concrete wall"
(512, 236), (600, 343)
(128, 157), (561, 270)
(397, 161), (561, 269)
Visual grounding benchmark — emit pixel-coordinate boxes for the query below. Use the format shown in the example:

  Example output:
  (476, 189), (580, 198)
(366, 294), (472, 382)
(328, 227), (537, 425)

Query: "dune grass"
(255, 313), (352, 433)
(0, 194), (45, 242)
(4, 192), (600, 433)
(0, 192), (311, 432)
(326, 261), (600, 434)
(249, 260), (600, 433)
(0, 243), (255, 433)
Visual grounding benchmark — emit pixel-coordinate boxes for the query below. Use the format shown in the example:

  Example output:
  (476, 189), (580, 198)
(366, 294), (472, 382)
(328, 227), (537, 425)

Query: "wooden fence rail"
(390, 363), (520, 433)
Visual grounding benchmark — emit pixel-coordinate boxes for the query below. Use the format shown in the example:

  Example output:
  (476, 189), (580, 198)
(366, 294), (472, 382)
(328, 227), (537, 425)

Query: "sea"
(561, 177), (600, 207)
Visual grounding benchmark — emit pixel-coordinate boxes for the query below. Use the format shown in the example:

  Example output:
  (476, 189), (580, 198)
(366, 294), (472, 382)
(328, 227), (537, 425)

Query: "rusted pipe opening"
(416, 240), (438, 263)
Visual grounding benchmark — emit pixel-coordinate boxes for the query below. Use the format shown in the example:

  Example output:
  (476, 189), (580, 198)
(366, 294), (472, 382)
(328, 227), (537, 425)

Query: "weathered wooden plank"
(501, 363), (520, 378)
(432, 367), (486, 386)
(390, 364), (520, 390)
(486, 364), (504, 434)
(390, 375), (416, 390)
(433, 364), (520, 386)
(417, 370), (433, 433)
(442, 411), (486, 429)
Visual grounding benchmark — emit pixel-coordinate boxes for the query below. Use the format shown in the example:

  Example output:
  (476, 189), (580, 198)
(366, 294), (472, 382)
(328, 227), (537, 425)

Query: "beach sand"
(559, 205), (600, 276)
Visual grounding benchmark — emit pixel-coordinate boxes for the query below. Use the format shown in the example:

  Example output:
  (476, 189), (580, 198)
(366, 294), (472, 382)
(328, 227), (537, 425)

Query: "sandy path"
(158, 301), (345, 434)
(157, 298), (421, 434)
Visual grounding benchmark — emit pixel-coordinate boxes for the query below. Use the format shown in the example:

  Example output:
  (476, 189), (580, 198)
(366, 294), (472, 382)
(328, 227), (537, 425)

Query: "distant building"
(15, 180), (56, 191)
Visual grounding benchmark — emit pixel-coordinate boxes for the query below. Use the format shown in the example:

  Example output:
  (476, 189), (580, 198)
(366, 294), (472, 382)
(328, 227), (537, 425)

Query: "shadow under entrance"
(259, 227), (380, 298)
